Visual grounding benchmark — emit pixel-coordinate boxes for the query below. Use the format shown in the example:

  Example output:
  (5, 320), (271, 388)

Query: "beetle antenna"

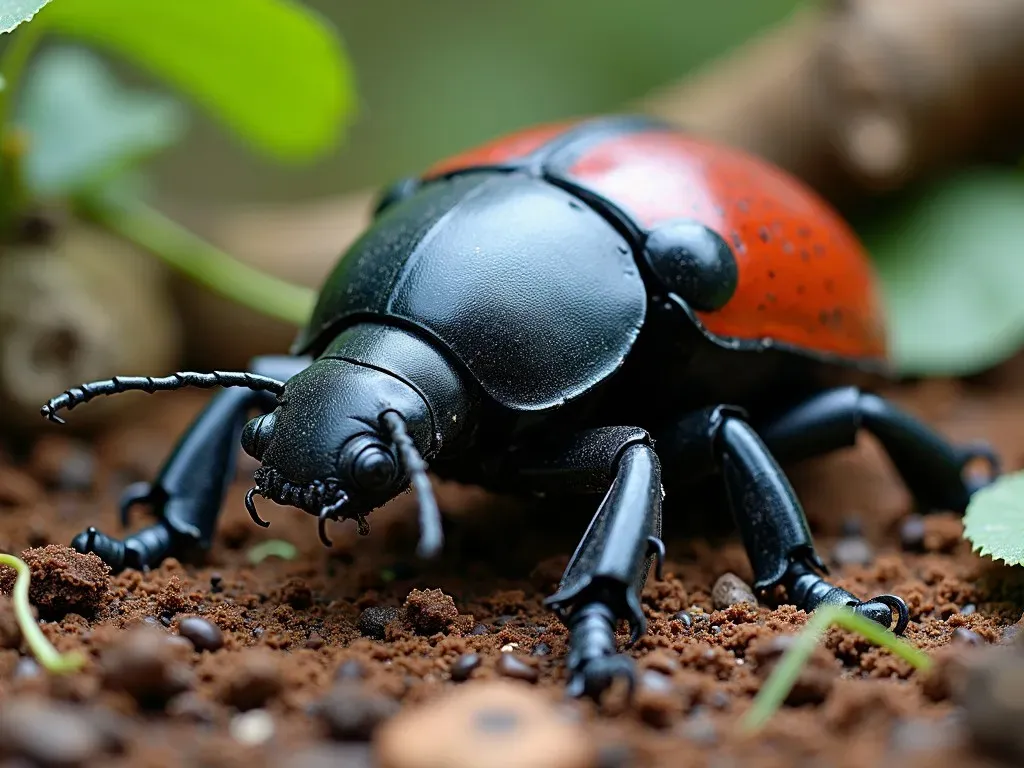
(382, 411), (443, 559)
(40, 371), (286, 424)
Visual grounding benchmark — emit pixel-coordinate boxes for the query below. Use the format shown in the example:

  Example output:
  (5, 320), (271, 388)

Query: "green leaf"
(18, 46), (186, 197)
(0, 0), (51, 34)
(964, 471), (1024, 567)
(862, 170), (1024, 376)
(40, 0), (355, 161)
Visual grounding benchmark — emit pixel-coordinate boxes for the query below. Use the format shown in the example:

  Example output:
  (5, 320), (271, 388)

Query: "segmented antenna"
(40, 372), (286, 424)
(382, 411), (443, 559)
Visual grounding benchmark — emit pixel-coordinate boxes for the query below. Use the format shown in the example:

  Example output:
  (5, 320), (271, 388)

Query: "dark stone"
(900, 514), (926, 551)
(672, 611), (693, 628)
(317, 685), (399, 741)
(469, 623), (490, 636)
(356, 606), (402, 640)
(530, 642), (552, 657)
(305, 632), (326, 650)
(450, 653), (481, 683)
(831, 537), (874, 568)
(495, 653), (539, 683)
(178, 616), (224, 652)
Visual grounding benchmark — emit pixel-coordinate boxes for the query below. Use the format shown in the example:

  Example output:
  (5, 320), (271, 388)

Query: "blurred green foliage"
(965, 472), (1024, 567)
(151, 0), (806, 203)
(863, 170), (1024, 376)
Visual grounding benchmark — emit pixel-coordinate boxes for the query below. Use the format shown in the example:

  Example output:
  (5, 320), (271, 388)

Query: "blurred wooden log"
(179, 0), (1024, 368)
(0, 222), (181, 431)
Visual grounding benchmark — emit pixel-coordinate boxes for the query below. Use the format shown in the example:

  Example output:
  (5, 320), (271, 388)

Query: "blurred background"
(4, 0), (1024, 432)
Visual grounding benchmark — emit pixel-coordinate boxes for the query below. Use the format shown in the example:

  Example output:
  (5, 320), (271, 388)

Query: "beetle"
(42, 115), (1000, 698)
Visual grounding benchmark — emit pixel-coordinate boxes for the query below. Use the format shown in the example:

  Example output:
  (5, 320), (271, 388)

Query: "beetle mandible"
(42, 116), (1000, 698)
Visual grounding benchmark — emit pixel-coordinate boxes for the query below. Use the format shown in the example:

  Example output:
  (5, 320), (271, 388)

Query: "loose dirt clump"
(403, 588), (459, 635)
(0, 544), (110, 618)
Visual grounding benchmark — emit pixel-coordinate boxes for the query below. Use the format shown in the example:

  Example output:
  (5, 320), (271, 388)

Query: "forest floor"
(3, 358), (1024, 768)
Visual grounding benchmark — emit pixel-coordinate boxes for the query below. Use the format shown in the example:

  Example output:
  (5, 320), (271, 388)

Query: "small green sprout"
(0, 553), (85, 674)
(740, 605), (932, 734)
(246, 539), (298, 565)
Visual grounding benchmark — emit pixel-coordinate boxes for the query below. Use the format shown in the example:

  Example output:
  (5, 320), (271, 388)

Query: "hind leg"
(72, 355), (308, 571)
(757, 387), (1000, 513)
(658, 406), (909, 633)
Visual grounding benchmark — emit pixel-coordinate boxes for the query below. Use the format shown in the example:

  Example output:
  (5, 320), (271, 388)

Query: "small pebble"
(531, 642), (551, 657)
(336, 660), (367, 681)
(496, 653), (539, 683)
(890, 716), (965, 754)
(210, 573), (224, 594)
(957, 647), (1024, 762)
(672, 611), (693, 628)
(470, 623), (490, 636)
(221, 650), (283, 711)
(831, 536), (874, 567)
(840, 516), (863, 537)
(900, 514), (926, 551)
(357, 606), (403, 640)
(500, 643), (519, 653)
(231, 709), (276, 746)
(711, 573), (757, 609)
(167, 692), (218, 725)
(101, 626), (194, 708)
(952, 628), (983, 646)
(317, 684), (399, 741)
(13, 657), (41, 680)
(961, 603), (977, 616)
(375, 681), (598, 768)
(305, 632), (326, 650)
(178, 616), (224, 652)
(450, 654), (482, 683)
(680, 712), (718, 746)
(0, 700), (106, 766)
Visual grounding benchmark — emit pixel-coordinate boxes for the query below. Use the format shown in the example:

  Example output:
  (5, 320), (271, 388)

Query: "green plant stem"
(0, 19), (47, 135)
(85, 198), (316, 326)
(740, 606), (932, 735)
(0, 554), (84, 674)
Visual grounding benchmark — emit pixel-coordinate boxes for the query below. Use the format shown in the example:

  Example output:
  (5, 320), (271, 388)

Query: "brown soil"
(3, 361), (1024, 768)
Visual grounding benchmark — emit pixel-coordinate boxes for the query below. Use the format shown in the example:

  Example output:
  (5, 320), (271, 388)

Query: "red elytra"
(421, 118), (888, 366)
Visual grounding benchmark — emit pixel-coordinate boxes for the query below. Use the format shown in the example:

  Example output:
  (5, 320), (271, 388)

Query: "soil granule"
(2, 360), (1024, 766)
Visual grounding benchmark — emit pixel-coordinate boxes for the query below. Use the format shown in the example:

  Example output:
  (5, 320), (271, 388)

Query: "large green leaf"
(37, 0), (354, 161)
(0, 0), (50, 34)
(964, 471), (1024, 567)
(18, 46), (185, 197)
(862, 170), (1024, 376)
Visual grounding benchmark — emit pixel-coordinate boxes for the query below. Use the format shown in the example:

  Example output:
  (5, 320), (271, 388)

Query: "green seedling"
(246, 539), (298, 565)
(964, 470), (1024, 567)
(0, 553), (85, 674)
(740, 605), (932, 734)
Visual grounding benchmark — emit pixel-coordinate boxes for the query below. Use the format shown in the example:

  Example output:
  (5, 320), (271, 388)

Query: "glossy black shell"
(292, 172), (646, 412)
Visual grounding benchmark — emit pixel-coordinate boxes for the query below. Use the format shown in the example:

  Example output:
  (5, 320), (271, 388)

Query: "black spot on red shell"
(800, 249), (810, 262)
(757, 303), (767, 312)
(766, 292), (777, 303)
(797, 226), (812, 238)
(813, 244), (826, 257)
(824, 279), (835, 294)
(736, 199), (751, 213)
(758, 227), (770, 243)
(782, 242), (794, 254)
(796, 285), (806, 295)
(768, 270), (776, 279)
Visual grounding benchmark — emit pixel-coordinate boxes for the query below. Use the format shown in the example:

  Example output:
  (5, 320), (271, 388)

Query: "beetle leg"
(657, 406), (909, 634)
(70, 355), (310, 572)
(513, 427), (663, 701)
(757, 387), (1001, 514)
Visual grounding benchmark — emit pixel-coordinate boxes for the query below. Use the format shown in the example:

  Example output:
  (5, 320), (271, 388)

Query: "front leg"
(512, 427), (664, 700)
(72, 355), (309, 571)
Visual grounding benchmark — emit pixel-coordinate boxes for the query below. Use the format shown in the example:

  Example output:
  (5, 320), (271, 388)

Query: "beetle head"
(240, 359), (443, 556)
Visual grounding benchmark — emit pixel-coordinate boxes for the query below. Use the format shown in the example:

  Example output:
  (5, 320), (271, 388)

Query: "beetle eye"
(241, 412), (277, 460)
(352, 445), (397, 492)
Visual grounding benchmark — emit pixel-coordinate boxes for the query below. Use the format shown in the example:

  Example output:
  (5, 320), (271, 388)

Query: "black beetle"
(42, 116), (999, 698)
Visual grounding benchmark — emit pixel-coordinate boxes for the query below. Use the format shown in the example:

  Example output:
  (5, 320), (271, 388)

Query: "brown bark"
(174, 0), (1024, 366)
